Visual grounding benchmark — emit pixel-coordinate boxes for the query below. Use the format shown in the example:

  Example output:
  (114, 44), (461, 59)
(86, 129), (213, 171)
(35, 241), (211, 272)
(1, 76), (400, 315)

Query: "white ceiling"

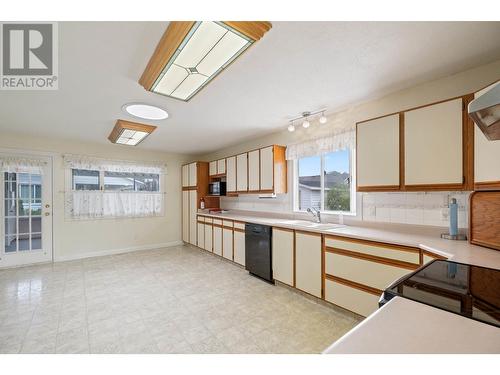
(1, 21), (500, 155)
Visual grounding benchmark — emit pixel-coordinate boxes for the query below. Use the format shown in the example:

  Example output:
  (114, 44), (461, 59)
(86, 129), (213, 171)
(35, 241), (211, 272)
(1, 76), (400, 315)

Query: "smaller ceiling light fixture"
(287, 120), (296, 132)
(122, 103), (168, 120)
(302, 112), (311, 128)
(319, 111), (327, 124)
(108, 120), (157, 146)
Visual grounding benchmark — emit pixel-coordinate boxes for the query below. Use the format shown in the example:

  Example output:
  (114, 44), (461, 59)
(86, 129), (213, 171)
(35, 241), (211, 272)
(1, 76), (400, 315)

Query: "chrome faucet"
(307, 207), (321, 223)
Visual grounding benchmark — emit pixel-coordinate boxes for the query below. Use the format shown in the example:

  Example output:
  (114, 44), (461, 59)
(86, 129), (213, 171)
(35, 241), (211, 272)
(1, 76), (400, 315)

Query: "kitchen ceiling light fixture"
(108, 120), (157, 146)
(139, 21), (272, 101)
(287, 121), (296, 132)
(122, 103), (169, 120)
(319, 111), (327, 124)
(302, 112), (311, 128)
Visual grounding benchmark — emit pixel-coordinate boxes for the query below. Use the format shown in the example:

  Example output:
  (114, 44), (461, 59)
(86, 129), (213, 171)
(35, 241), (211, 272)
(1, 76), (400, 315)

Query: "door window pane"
(31, 217), (41, 233)
(4, 172), (16, 181)
(18, 199), (30, 216)
(324, 150), (351, 212)
(4, 181), (16, 199)
(4, 199), (16, 217)
(31, 234), (42, 250)
(104, 172), (135, 191)
(5, 236), (17, 253)
(5, 218), (17, 236)
(18, 217), (30, 234)
(18, 234), (29, 251)
(30, 200), (42, 215)
(72, 169), (100, 190)
(298, 155), (321, 211)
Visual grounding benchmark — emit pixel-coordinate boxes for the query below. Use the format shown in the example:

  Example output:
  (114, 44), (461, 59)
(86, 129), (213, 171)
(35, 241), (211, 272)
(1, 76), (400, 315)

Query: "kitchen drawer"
(222, 220), (233, 228)
(204, 217), (213, 224)
(325, 251), (413, 291)
(234, 221), (245, 230)
(197, 215), (205, 222)
(213, 218), (223, 225)
(325, 236), (420, 265)
(325, 278), (379, 317)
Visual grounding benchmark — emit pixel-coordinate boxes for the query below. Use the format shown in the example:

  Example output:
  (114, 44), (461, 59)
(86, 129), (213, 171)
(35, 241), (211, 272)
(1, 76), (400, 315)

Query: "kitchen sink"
(276, 220), (345, 230)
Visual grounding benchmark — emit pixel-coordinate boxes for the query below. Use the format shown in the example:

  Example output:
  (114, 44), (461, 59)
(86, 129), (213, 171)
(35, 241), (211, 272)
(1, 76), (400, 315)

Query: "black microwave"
(209, 181), (226, 196)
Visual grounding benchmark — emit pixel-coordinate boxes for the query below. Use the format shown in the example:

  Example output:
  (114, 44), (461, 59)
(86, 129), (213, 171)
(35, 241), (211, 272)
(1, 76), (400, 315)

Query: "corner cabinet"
(181, 161), (218, 246)
(356, 95), (474, 192)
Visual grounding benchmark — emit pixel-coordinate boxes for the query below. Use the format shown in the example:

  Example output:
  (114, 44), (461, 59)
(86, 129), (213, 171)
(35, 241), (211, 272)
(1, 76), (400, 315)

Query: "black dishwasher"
(245, 224), (273, 283)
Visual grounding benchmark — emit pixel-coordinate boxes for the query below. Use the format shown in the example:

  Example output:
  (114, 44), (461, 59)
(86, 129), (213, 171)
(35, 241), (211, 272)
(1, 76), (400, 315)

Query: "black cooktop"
(381, 260), (500, 328)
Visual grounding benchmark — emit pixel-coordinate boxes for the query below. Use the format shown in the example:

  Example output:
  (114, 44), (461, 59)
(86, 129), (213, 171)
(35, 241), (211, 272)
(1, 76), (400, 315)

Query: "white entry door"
(1, 155), (53, 268)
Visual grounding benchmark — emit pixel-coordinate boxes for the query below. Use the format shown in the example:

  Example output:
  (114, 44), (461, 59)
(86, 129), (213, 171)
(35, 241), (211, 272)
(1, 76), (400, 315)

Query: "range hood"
(468, 81), (500, 140)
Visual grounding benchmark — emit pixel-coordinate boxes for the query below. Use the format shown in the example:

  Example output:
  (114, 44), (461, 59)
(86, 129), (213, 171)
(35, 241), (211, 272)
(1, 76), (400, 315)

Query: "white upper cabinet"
(182, 164), (189, 187)
(236, 153), (248, 192)
(404, 98), (463, 186)
(248, 150), (260, 191)
(357, 114), (400, 188)
(226, 156), (236, 193)
(209, 161), (217, 176)
(217, 159), (226, 175)
(260, 146), (274, 191)
(188, 162), (197, 186)
(473, 83), (500, 187)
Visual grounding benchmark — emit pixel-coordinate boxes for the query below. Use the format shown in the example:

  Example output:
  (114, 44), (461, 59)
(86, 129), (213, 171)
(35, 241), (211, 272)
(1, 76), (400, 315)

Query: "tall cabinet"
(181, 161), (218, 246)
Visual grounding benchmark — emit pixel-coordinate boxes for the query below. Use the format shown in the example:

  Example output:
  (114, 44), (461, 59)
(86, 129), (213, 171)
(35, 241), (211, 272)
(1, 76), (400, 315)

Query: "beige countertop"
(198, 210), (500, 269)
(322, 297), (500, 354)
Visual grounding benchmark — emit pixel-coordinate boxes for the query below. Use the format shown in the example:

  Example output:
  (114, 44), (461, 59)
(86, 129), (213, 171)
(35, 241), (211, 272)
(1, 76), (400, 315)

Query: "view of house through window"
(296, 149), (353, 213)
(71, 169), (160, 192)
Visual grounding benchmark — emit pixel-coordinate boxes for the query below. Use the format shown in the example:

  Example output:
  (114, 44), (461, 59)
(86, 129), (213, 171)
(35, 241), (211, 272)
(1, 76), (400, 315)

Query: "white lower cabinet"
(272, 228), (294, 286)
(204, 222), (213, 252)
(197, 221), (204, 249)
(325, 279), (380, 317)
(295, 232), (322, 298)
(223, 227), (233, 260)
(213, 225), (223, 256)
(189, 191), (197, 245)
(182, 191), (189, 243)
(233, 230), (245, 266)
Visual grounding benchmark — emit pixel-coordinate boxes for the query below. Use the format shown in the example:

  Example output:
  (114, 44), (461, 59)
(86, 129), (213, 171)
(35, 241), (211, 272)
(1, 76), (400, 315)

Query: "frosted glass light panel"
(152, 22), (253, 101)
(108, 120), (157, 146)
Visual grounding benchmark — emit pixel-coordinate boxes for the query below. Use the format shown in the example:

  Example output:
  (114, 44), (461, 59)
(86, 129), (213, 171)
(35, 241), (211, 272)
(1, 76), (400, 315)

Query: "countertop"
(198, 210), (500, 269)
(322, 297), (500, 354)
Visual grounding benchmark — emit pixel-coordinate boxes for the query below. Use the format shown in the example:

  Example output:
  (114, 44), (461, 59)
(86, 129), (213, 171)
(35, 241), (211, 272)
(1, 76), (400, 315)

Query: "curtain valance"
(285, 128), (355, 160)
(63, 154), (166, 174)
(0, 156), (48, 174)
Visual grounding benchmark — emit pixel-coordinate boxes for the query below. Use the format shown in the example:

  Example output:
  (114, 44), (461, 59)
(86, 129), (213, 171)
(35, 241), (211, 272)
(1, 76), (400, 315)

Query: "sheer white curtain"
(64, 154), (166, 220)
(285, 127), (355, 160)
(0, 155), (48, 174)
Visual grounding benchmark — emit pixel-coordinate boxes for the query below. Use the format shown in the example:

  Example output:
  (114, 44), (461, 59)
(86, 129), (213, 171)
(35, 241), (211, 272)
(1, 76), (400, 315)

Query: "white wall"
(0, 132), (193, 262)
(201, 60), (500, 228)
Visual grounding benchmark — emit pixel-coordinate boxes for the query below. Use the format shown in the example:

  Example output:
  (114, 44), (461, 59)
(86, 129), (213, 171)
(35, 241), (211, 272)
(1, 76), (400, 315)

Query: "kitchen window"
(294, 148), (355, 214)
(65, 155), (164, 219)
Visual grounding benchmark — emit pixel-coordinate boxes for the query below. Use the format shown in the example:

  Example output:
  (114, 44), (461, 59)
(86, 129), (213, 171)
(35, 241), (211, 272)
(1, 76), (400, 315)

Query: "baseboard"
(54, 240), (184, 262)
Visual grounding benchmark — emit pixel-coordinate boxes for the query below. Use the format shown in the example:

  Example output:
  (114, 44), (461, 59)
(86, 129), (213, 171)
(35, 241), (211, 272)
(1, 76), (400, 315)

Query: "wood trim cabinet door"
(217, 159), (226, 175)
(226, 156), (237, 193)
(204, 222), (213, 252)
(473, 83), (500, 189)
(213, 226), (223, 256)
(295, 232), (322, 298)
(197, 222), (205, 249)
(272, 228), (294, 286)
(222, 227), (233, 260)
(233, 230), (245, 266)
(404, 98), (463, 187)
(188, 162), (197, 186)
(209, 161), (217, 176)
(248, 150), (260, 191)
(182, 191), (189, 242)
(325, 278), (379, 317)
(260, 146), (274, 191)
(188, 190), (197, 245)
(236, 153), (248, 192)
(182, 164), (189, 187)
(357, 114), (400, 189)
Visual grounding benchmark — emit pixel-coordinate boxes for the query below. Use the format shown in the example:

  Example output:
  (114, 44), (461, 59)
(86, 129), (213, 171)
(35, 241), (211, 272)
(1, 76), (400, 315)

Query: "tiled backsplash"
(361, 191), (470, 228)
(220, 191), (471, 228)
